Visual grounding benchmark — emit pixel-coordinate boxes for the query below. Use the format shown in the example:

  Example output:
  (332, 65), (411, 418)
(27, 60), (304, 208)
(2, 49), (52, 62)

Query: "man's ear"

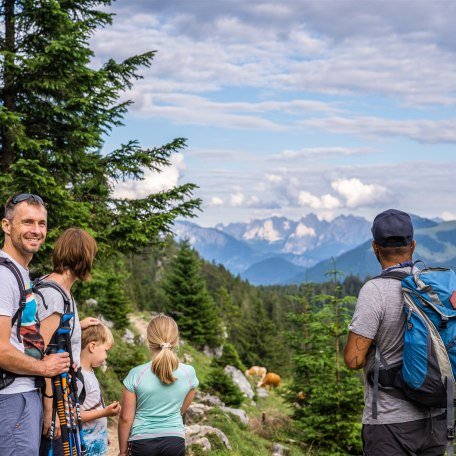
(411, 240), (416, 255)
(372, 241), (379, 256)
(2, 218), (12, 236)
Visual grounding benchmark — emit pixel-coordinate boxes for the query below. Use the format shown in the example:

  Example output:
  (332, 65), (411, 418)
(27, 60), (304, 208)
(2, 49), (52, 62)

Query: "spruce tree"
(0, 0), (200, 263)
(0, 1), (200, 325)
(163, 241), (221, 348)
(287, 283), (364, 455)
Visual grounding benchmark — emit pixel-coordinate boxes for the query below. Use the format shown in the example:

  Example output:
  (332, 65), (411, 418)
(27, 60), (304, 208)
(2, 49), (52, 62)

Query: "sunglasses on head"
(12, 193), (45, 206)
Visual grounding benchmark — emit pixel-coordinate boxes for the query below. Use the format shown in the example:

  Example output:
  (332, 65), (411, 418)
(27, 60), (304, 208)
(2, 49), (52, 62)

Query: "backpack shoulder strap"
(76, 369), (86, 405)
(0, 257), (30, 342)
(34, 279), (73, 314)
(368, 268), (410, 419)
(376, 270), (410, 281)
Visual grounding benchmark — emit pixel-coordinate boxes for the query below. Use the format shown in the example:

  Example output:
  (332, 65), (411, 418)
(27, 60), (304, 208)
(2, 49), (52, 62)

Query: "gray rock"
(195, 391), (224, 407)
(122, 328), (135, 346)
(221, 406), (249, 425)
(203, 345), (223, 357)
(257, 387), (269, 398)
(224, 365), (254, 399)
(272, 443), (290, 455)
(184, 403), (211, 425)
(185, 424), (232, 450)
(187, 436), (211, 453)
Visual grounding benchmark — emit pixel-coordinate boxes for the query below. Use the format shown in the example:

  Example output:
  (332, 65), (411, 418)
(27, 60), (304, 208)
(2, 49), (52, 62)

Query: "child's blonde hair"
(81, 323), (114, 350)
(147, 314), (179, 385)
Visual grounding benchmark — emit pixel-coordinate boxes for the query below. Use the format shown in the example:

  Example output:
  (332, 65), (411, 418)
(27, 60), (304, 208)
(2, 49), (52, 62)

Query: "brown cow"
(245, 366), (267, 379)
(258, 372), (281, 389)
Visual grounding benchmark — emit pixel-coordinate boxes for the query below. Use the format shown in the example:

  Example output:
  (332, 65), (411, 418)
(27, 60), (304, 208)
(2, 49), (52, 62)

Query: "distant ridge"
(173, 215), (456, 285)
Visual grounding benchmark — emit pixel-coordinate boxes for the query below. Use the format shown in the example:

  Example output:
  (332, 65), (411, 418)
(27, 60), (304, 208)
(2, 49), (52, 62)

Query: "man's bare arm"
(0, 316), (70, 377)
(343, 331), (373, 370)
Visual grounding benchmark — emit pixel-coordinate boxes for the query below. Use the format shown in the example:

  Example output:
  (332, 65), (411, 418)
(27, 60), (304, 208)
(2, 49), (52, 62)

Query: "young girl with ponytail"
(118, 315), (198, 456)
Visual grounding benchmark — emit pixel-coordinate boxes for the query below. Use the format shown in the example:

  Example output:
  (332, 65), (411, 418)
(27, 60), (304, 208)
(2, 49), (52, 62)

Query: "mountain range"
(172, 214), (456, 285)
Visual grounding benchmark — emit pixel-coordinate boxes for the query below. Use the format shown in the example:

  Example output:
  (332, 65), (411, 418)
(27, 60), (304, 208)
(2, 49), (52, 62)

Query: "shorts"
(129, 436), (185, 456)
(362, 413), (447, 456)
(0, 390), (43, 456)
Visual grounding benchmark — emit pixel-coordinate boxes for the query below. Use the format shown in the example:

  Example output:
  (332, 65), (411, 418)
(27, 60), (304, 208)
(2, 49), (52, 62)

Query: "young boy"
(78, 324), (121, 456)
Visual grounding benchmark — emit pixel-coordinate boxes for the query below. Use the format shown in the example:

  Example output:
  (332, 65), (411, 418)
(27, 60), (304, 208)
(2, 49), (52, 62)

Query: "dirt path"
(107, 314), (150, 455)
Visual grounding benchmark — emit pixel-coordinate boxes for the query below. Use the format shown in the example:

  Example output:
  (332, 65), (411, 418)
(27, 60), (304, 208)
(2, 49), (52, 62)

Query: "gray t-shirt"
(349, 266), (443, 424)
(0, 251), (37, 393)
(36, 283), (81, 367)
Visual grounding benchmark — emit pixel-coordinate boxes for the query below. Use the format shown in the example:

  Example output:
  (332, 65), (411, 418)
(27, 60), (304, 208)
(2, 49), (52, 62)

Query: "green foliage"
(203, 367), (244, 407)
(163, 241), (222, 348)
(212, 343), (246, 372)
(0, 0), (200, 324)
(286, 283), (364, 455)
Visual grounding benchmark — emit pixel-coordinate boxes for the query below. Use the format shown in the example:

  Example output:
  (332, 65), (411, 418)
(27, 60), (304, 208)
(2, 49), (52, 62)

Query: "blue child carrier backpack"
(372, 263), (456, 455)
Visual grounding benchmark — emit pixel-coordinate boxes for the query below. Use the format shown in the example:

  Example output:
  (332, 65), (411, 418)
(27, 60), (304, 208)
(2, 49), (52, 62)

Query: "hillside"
(106, 313), (306, 456)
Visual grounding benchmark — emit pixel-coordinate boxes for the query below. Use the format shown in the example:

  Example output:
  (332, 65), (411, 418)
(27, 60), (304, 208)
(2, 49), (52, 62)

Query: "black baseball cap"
(371, 209), (413, 247)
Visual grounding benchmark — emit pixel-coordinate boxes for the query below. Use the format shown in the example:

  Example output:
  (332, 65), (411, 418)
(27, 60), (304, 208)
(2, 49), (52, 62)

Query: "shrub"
(203, 367), (244, 407)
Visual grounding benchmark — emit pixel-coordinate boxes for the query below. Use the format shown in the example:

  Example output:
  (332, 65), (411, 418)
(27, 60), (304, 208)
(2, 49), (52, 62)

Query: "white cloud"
(331, 178), (388, 208)
(302, 116), (456, 143)
(276, 146), (373, 161)
(112, 153), (185, 199)
(441, 211), (456, 221)
(298, 191), (341, 210)
(208, 197), (224, 207)
(230, 192), (245, 207)
(266, 173), (283, 184)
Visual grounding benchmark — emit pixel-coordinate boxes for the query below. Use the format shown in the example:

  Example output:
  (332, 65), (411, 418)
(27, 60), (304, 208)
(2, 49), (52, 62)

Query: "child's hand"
(104, 400), (121, 417)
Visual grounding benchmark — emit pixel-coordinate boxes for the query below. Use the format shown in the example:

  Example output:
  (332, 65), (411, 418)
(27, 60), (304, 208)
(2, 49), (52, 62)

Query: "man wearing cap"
(343, 209), (447, 455)
(0, 193), (70, 455)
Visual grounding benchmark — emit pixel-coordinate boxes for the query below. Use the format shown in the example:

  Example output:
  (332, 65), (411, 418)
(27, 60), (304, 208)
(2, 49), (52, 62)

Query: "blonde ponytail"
(147, 314), (179, 384)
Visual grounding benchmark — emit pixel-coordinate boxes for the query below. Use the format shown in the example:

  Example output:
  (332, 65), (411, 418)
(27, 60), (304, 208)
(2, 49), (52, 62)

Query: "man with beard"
(0, 193), (70, 455)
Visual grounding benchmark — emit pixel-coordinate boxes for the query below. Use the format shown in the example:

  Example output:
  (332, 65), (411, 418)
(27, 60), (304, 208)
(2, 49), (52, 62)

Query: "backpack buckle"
(448, 426), (455, 440)
(440, 317), (449, 329)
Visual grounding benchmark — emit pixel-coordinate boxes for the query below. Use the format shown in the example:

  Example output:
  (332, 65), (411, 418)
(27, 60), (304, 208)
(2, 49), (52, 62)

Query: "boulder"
(195, 391), (224, 407)
(185, 424), (232, 450)
(224, 365), (254, 399)
(187, 436), (211, 453)
(221, 406), (249, 425)
(257, 387), (269, 398)
(184, 403), (211, 425)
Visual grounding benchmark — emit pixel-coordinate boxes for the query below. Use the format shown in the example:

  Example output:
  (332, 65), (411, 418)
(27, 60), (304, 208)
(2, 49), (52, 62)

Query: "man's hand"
(41, 352), (70, 377)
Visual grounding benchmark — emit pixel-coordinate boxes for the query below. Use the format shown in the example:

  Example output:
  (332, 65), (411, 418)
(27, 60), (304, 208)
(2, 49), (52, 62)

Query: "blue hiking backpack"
(372, 263), (456, 454)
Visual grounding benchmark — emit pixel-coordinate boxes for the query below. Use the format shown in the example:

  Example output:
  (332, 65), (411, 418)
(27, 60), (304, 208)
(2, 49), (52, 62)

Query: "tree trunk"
(1, 0), (16, 172)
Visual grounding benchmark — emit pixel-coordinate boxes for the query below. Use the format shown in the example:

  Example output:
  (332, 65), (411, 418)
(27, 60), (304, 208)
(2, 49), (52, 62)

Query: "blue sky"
(92, 0), (456, 226)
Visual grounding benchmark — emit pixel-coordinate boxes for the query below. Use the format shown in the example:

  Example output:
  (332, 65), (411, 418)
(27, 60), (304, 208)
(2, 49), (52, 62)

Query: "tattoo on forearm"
(355, 336), (371, 351)
(348, 355), (360, 368)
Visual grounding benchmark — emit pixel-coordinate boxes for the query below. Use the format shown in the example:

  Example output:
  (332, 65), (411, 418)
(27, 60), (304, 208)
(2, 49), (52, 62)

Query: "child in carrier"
(118, 314), (199, 456)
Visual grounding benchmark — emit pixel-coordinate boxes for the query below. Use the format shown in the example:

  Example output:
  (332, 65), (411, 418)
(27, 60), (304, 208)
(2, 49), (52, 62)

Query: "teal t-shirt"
(123, 362), (199, 440)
